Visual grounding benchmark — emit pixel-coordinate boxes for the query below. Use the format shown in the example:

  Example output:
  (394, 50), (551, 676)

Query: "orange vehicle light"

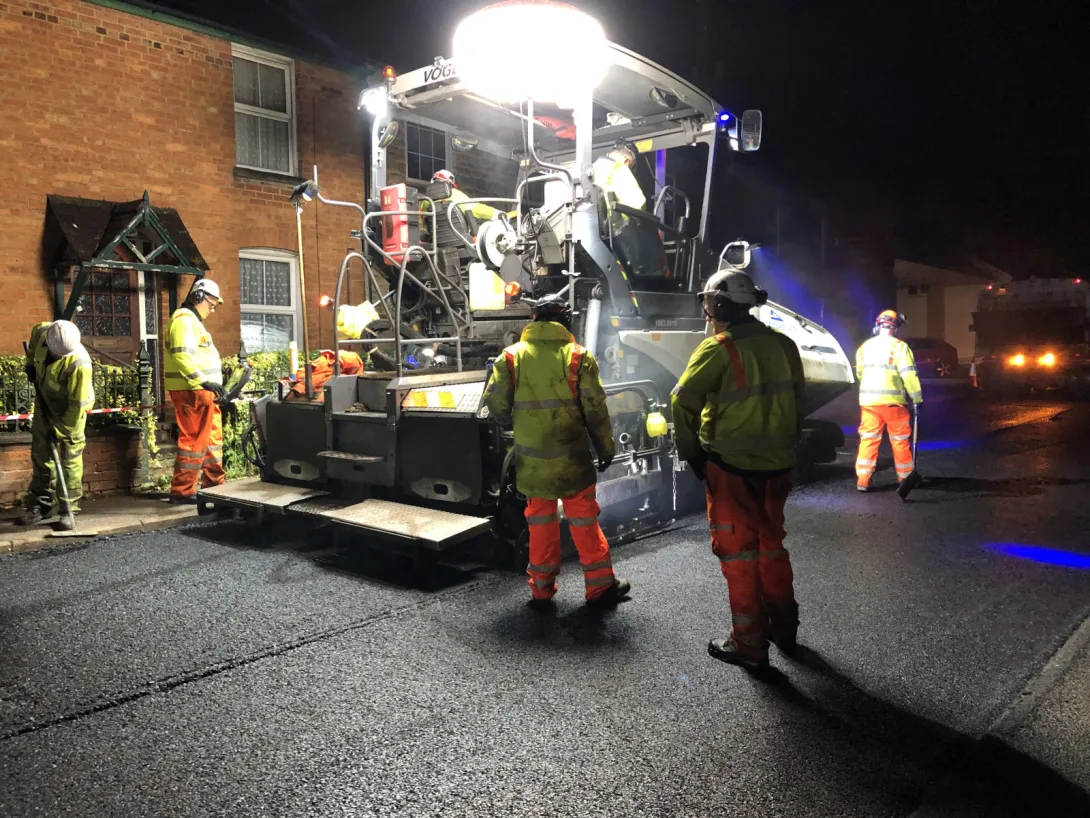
(1007, 353), (1025, 367)
(1038, 352), (1056, 367)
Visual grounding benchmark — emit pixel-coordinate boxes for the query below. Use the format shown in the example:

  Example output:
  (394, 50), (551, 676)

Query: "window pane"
(259, 117), (291, 173)
(115, 317), (132, 337)
(241, 311), (293, 353)
(94, 294), (111, 315)
(240, 257), (265, 305)
(407, 153), (421, 183)
(94, 316), (112, 336)
(233, 56), (259, 106)
(75, 315), (92, 336)
(258, 62), (288, 113)
(264, 313), (294, 342)
(113, 294), (129, 315)
(263, 260), (292, 307)
(235, 112), (261, 167)
(407, 123), (419, 153)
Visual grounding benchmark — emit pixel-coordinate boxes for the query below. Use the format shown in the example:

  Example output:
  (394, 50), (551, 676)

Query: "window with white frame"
(239, 249), (300, 353)
(232, 45), (296, 175)
(405, 121), (449, 184)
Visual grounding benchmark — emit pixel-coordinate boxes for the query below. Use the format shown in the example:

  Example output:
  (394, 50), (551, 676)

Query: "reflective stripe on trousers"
(169, 390), (225, 498)
(705, 462), (798, 660)
(524, 485), (615, 601)
(856, 404), (913, 484)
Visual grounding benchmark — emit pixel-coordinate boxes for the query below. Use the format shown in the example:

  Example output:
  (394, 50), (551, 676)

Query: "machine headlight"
(1038, 352), (1057, 367)
(1008, 353), (1026, 367)
(359, 86), (389, 116)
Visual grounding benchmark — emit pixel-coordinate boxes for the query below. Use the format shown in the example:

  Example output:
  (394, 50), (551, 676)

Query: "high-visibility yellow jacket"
(855, 335), (923, 406)
(164, 307), (221, 391)
(671, 320), (806, 473)
(483, 320), (615, 500)
(593, 157), (646, 211)
(27, 322), (95, 440)
(421, 186), (500, 222)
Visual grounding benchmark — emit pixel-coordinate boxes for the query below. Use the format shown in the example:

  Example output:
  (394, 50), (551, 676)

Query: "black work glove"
(201, 381), (225, 400)
(597, 454), (614, 473)
(687, 456), (707, 481)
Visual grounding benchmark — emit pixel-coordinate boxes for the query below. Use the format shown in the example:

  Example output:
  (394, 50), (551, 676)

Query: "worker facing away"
(671, 270), (806, 671)
(164, 278), (225, 504)
(592, 141), (667, 278)
(855, 310), (923, 492)
(483, 295), (630, 607)
(17, 320), (94, 531)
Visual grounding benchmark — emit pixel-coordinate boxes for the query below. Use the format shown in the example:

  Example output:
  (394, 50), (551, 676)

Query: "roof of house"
(45, 193), (209, 272)
(89, 0), (380, 76)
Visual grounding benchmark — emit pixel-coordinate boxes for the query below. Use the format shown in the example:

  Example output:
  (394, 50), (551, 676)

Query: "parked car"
(904, 337), (959, 378)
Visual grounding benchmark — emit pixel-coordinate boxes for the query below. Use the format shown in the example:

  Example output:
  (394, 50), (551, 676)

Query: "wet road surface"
(2, 392), (1089, 817)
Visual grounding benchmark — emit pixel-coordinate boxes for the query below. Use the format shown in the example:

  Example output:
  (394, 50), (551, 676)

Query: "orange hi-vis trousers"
(706, 462), (799, 661)
(856, 405), (914, 487)
(169, 390), (225, 498)
(525, 485), (616, 601)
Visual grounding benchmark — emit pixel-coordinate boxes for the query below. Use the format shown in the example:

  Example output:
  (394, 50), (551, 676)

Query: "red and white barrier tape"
(0, 398), (255, 423)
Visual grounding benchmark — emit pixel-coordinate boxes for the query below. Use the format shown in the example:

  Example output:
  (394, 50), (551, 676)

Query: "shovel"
(897, 404), (922, 501)
(45, 439), (86, 537)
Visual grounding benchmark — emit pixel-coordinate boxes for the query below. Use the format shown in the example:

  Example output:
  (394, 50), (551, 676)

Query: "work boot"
(708, 638), (770, 672)
(15, 505), (48, 526)
(54, 505), (76, 532)
(856, 483), (870, 493)
(527, 597), (557, 613)
(769, 629), (799, 657)
(587, 578), (631, 606)
(169, 494), (198, 506)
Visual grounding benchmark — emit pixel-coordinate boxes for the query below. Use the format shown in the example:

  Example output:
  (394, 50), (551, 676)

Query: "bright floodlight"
(359, 86), (389, 116)
(453, 1), (609, 108)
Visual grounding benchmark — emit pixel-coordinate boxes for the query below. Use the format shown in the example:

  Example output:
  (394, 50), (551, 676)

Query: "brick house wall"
(0, 428), (139, 505)
(0, 0), (369, 358)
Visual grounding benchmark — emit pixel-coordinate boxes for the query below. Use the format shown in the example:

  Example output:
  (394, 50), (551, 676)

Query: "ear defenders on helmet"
(709, 287), (767, 322)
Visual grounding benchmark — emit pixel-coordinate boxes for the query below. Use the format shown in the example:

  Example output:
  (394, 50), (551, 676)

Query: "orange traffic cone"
(969, 360), (978, 388)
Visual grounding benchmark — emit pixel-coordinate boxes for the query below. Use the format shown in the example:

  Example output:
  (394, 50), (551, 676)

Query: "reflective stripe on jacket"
(421, 186), (499, 222)
(671, 320), (805, 473)
(855, 335), (923, 406)
(28, 322), (94, 438)
(164, 307), (221, 391)
(483, 320), (615, 500)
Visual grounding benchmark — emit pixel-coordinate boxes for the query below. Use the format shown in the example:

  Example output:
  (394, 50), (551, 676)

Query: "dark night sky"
(148, 0), (1088, 272)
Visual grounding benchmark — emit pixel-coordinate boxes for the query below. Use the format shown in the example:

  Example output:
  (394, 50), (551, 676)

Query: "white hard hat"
(191, 278), (222, 303)
(46, 320), (82, 358)
(698, 269), (767, 307)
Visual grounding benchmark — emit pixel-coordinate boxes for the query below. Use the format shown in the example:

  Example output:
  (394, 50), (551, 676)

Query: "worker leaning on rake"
(17, 320), (94, 531)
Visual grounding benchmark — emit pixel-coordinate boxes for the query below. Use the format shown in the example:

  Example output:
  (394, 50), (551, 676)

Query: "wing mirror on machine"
(720, 239), (753, 269)
(741, 109), (762, 152)
(377, 120), (399, 149)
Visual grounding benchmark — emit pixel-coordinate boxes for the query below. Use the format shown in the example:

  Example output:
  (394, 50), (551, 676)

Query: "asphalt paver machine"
(199, 37), (855, 559)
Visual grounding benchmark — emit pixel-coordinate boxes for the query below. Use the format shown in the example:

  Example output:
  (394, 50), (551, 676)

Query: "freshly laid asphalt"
(3, 388), (1090, 817)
